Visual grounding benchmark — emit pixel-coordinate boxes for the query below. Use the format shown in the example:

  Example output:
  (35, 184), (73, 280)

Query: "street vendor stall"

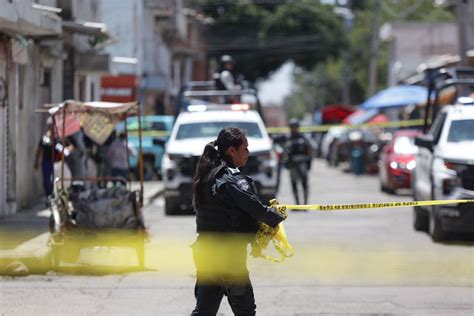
(44, 100), (147, 270)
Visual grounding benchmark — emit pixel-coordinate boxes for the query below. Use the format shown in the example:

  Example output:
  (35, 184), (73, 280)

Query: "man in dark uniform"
(214, 55), (237, 91)
(284, 118), (313, 207)
(191, 127), (286, 316)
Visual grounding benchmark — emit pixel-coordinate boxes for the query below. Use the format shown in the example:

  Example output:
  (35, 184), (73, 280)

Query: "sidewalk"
(0, 181), (163, 275)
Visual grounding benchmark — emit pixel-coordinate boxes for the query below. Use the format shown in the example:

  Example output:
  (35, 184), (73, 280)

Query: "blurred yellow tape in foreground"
(284, 199), (474, 211)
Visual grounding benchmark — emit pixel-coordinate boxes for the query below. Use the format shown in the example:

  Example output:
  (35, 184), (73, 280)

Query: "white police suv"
(413, 103), (474, 241)
(161, 104), (278, 215)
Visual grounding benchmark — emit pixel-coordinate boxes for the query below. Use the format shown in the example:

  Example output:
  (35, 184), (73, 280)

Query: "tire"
(164, 198), (176, 215)
(413, 206), (429, 232)
(380, 181), (395, 194)
(143, 159), (157, 181)
(429, 208), (447, 242)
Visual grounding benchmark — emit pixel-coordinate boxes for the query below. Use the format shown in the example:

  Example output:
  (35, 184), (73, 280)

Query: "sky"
(257, 61), (294, 106)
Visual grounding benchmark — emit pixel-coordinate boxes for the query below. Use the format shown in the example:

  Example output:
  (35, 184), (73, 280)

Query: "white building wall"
(101, 0), (142, 75)
(0, 0), (62, 216)
(0, 45), (7, 216)
(16, 48), (41, 209)
(388, 22), (458, 84)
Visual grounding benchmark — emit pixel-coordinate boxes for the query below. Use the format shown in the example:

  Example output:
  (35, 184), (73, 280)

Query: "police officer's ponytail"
(193, 127), (246, 208)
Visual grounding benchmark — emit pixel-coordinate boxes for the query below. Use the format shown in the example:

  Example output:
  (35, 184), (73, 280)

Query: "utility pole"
(333, 5), (354, 105)
(368, 0), (381, 96)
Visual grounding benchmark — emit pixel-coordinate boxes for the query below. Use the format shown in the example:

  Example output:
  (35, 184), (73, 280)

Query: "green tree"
(187, 0), (347, 82)
(287, 0), (455, 116)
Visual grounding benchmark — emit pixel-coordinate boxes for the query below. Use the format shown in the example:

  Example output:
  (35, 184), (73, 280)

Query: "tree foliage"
(284, 0), (455, 116)
(187, 0), (347, 81)
(187, 0), (455, 118)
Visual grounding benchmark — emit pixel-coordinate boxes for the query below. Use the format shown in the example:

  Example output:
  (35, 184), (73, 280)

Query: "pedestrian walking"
(191, 127), (286, 316)
(283, 118), (313, 208)
(34, 119), (58, 200)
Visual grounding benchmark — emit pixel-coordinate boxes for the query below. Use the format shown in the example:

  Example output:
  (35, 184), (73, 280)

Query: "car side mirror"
(415, 135), (433, 152)
(152, 138), (166, 147)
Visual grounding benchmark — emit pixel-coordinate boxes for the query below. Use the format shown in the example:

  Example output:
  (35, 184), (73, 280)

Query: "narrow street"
(1, 159), (473, 315)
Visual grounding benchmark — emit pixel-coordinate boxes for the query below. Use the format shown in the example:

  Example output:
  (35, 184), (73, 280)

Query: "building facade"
(0, 0), (63, 216)
(0, 0), (111, 216)
(100, 0), (210, 115)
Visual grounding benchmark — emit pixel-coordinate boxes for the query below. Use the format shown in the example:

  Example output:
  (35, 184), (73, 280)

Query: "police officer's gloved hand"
(277, 205), (288, 219)
(267, 199), (287, 220)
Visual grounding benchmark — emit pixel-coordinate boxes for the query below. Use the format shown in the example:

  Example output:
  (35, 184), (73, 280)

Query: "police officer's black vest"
(287, 134), (310, 158)
(196, 166), (259, 234)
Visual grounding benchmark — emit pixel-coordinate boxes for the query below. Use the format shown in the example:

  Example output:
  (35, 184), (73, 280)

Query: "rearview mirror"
(415, 135), (433, 152)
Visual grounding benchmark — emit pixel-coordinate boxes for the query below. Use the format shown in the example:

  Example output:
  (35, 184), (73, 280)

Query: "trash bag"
(71, 187), (138, 229)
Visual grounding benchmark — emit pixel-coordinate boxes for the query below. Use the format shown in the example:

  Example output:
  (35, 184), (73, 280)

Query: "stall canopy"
(321, 104), (355, 124)
(361, 85), (428, 110)
(46, 100), (139, 145)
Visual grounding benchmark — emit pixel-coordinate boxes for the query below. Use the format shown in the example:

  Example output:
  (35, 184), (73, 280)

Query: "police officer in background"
(191, 127), (286, 316)
(214, 55), (239, 91)
(283, 118), (313, 208)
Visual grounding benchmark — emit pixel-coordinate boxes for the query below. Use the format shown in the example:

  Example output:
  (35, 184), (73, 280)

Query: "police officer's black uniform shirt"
(196, 165), (284, 234)
(286, 133), (312, 163)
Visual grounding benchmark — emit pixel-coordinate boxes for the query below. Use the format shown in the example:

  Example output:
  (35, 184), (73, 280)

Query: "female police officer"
(191, 127), (286, 316)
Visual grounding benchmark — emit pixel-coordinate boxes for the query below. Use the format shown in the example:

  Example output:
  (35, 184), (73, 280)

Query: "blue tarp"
(361, 85), (428, 110)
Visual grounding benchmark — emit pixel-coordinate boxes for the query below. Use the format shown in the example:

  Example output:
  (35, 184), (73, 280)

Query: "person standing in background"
(34, 119), (58, 202)
(283, 118), (313, 209)
(107, 131), (136, 182)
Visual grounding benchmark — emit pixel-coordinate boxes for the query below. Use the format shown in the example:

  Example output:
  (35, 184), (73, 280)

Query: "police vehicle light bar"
(186, 104), (251, 112)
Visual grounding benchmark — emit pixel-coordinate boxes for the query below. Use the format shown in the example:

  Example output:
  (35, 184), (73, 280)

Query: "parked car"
(320, 126), (348, 163)
(328, 128), (385, 173)
(162, 106), (278, 215)
(119, 115), (175, 180)
(378, 129), (421, 194)
(412, 104), (474, 241)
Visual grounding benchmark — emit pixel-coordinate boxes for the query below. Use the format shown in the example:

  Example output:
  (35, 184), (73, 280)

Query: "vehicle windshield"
(447, 119), (474, 142)
(175, 122), (263, 140)
(393, 136), (418, 154)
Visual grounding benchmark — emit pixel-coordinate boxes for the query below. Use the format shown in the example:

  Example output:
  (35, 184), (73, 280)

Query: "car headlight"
(163, 154), (181, 170)
(390, 160), (416, 170)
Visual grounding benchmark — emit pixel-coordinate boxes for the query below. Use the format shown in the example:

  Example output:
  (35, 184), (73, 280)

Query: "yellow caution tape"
(251, 199), (294, 262)
(266, 118), (426, 134)
(127, 130), (169, 137)
(283, 199), (474, 211)
(125, 118), (427, 138)
(253, 198), (473, 263)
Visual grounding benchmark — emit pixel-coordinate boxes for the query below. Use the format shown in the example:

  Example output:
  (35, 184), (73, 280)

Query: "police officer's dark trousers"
(290, 161), (309, 205)
(191, 233), (256, 316)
